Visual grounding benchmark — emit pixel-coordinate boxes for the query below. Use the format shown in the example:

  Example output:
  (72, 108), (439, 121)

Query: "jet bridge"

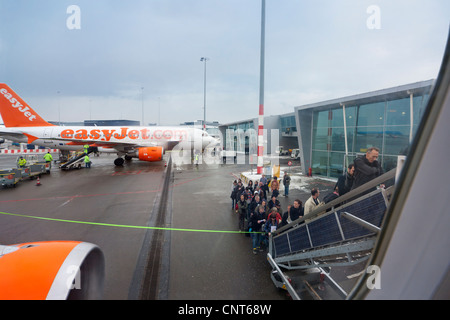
(267, 169), (396, 300)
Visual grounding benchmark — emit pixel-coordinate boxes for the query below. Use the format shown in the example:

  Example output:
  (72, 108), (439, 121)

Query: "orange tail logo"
(0, 84), (54, 127)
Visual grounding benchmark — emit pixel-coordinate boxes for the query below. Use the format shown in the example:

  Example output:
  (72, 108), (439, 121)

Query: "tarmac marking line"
(0, 211), (263, 234)
(0, 189), (162, 203)
(0, 175), (212, 204)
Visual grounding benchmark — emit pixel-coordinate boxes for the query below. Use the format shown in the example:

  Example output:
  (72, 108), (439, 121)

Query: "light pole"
(200, 57), (209, 131)
(257, 0), (266, 174)
(141, 87), (144, 126)
(57, 91), (61, 125)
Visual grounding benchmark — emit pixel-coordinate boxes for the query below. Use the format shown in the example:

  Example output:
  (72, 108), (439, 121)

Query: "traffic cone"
(36, 177), (41, 186)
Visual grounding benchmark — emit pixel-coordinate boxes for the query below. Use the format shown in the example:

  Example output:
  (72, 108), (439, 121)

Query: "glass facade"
(222, 121), (255, 152)
(280, 115), (297, 135)
(310, 93), (430, 178)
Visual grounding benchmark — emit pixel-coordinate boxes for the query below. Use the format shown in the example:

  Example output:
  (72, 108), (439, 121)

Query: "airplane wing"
(0, 129), (28, 143)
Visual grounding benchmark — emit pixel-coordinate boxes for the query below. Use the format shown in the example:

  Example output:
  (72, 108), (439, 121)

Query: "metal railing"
(267, 169), (396, 299)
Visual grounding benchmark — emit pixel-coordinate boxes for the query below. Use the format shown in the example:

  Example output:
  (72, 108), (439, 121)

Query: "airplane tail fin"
(0, 83), (54, 127)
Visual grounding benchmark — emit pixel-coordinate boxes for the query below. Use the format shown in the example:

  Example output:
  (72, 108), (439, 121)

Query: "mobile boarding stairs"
(267, 169), (396, 300)
(60, 149), (94, 170)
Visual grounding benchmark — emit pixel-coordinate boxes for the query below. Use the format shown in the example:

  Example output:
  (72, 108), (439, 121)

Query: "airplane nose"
(209, 136), (219, 145)
(202, 136), (217, 148)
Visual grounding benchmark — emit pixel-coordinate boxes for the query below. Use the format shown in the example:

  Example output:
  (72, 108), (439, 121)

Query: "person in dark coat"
(351, 147), (384, 193)
(268, 195), (280, 211)
(323, 187), (341, 211)
(336, 163), (355, 196)
(249, 206), (266, 254)
(230, 180), (238, 209)
(324, 186), (340, 204)
(281, 199), (304, 227)
(248, 193), (261, 219)
(233, 181), (245, 212)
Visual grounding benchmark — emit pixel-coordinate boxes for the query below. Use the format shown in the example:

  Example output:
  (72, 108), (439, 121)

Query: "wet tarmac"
(166, 155), (337, 300)
(0, 152), (346, 300)
(0, 153), (165, 299)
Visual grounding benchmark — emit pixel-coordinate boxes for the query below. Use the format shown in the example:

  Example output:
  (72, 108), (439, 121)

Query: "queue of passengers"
(230, 169), (357, 254)
(230, 175), (305, 255)
(230, 151), (385, 254)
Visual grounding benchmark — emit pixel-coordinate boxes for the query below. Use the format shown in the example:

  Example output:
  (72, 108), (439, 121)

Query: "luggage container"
(30, 163), (48, 176)
(0, 170), (20, 188)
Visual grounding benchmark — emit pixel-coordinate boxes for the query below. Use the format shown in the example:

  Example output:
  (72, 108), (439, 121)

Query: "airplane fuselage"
(1, 125), (215, 153)
(0, 83), (218, 165)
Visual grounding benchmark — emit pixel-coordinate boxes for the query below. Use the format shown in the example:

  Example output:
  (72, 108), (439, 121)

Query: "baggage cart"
(0, 170), (20, 188)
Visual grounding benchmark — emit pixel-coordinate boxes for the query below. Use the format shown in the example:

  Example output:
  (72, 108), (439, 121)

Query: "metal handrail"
(273, 168), (396, 236)
(270, 186), (390, 262)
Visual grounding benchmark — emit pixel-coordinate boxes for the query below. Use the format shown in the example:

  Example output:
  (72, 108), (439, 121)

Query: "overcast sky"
(0, 0), (449, 125)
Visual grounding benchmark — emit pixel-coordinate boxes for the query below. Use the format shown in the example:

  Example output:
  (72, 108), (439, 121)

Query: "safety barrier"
(0, 148), (59, 154)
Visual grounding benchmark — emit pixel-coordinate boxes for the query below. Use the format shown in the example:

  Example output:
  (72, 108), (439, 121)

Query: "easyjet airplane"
(0, 84), (217, 165)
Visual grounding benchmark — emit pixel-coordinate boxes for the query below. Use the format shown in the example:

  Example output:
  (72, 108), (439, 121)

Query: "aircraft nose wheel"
(114, 157), (124, 166)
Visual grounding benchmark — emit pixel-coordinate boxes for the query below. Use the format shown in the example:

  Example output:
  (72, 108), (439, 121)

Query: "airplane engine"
(135, 146), (164, 162)
(0, 241), (104, 300)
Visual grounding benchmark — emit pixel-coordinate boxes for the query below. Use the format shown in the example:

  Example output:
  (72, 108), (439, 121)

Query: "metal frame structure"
(267, 169), (396, 299)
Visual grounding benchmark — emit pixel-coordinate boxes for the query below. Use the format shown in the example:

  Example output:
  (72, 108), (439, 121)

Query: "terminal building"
(180, 120), (221, 140)
(219, 79), (434, 178)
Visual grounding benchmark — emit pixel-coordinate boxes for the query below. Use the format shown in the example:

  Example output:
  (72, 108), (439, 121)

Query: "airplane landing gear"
(114, 157), (124, 166)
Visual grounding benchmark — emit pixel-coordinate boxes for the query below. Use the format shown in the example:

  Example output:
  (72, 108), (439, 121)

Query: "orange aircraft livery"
(0, 83), (217, 166)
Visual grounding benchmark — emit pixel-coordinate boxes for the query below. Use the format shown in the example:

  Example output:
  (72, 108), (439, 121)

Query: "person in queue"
(270, 176), (280, 198)
(268, 195), (280, 211)
(335, 163), (354, 197)
(249, 205), (266, 254)
(237, 194), (248, 231)
(230, 180), (238, 210)
(264, 212), (279, 237)
(304, 188), (322, 215)
(281, 199), (303, 227)
(351, 147), (384, 193)
(248, 193), (261, 220)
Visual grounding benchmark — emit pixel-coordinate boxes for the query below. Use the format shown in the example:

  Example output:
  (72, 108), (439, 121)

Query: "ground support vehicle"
(0, 169), (20, 188)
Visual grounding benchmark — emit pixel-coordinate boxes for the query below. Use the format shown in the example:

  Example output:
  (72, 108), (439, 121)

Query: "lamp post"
(200, 57), (209, 131)
(141, 87), (144, 126)
(57, 91), (61, 125)
(257, 0), (266, 174)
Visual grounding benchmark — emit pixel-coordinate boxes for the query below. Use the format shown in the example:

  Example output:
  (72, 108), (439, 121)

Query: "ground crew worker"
(84, 154), (91, 168)
(195, 152), (199, 165)
(18, 156), (27, 168)
(43, 152), (53, 163)
(83, 144), (89, 154)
